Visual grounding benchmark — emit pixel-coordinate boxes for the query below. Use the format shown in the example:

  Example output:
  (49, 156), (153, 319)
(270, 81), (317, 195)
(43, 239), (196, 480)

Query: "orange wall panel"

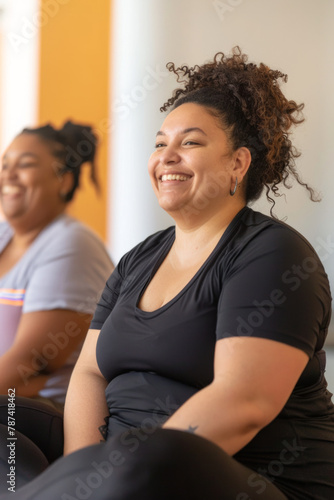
(0, 31), (3, 221)
(38, 0), (111, 241)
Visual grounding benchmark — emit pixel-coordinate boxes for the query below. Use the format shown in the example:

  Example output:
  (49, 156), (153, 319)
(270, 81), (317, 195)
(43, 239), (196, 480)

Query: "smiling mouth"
(160, 174), (191, 182)
(1, 185), (22, 195)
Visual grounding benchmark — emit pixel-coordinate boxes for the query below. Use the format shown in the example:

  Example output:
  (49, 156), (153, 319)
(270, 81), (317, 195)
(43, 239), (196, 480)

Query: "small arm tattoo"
(187, 425), (199, 434)
(98, 416), (110, 441)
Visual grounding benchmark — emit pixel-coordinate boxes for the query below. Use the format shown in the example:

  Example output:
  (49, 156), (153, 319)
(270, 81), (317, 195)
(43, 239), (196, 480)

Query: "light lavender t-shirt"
(0, 214), (113, 403)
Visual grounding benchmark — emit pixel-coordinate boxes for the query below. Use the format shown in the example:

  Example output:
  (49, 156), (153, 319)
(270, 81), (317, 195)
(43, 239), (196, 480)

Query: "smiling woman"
(1, 134), (71, 227)
(0, 121), (113, 407)
(148, 102), (251, 229)
(1, 48), (333, 500)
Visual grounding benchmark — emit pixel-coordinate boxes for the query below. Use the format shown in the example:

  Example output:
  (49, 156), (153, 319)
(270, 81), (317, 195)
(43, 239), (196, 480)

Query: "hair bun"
(19, 119), (100, 202)
(58, 120), (97, 164)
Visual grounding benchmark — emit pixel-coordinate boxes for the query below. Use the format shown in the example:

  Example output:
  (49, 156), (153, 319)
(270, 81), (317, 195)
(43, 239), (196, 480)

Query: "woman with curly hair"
(3, 48), (333, 500)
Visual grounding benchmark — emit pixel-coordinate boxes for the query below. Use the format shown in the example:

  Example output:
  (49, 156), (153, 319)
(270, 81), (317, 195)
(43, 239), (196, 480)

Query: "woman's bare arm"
(163, 336), (308, 455)
(0, 309), (92, 396)
(63, 329), (109, 455)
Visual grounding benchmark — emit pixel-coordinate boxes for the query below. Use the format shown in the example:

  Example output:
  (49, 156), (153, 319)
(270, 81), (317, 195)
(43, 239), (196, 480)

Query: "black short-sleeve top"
(93, 207), (334, 499)
(93, 207), (332, 391)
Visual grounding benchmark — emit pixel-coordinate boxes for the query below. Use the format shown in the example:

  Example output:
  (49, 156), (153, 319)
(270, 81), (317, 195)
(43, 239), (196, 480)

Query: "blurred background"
(0, 0), (333, 380)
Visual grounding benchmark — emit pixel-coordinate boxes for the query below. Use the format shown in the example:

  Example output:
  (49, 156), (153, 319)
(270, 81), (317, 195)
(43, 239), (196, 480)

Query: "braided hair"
(21, 120), (99, 202)
(161, 47), (318, 212)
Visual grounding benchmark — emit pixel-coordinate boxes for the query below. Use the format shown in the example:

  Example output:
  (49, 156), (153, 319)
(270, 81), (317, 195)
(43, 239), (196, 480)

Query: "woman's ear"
(233, 147), (251, 183)
(58, 171), (75, 200)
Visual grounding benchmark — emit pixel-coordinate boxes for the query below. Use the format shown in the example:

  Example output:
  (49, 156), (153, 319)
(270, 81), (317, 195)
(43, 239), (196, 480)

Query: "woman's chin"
(158, 199), (185, 215)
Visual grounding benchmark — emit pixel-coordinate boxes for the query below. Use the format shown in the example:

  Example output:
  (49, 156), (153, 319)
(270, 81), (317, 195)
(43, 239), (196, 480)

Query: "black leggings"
(0, 395), (63, 494)
(0, 395), (63, 464)
(0, 426), (288, 500)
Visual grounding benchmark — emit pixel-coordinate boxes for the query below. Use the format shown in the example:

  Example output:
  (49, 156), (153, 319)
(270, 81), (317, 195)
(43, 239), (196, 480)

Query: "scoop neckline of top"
(135, 206), (249, 317)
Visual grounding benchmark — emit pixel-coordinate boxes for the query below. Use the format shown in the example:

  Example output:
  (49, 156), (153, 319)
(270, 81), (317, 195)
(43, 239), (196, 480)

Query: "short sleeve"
(90, 263), (124, 329)
(216, 225), (331, 358)
(90, 226), (175, 331)
(23, 221), (113, 315)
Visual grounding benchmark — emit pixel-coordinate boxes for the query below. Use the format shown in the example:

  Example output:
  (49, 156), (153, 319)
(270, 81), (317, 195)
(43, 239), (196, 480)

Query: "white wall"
(0, 0), (40, 152)
(109, 0), (334, 341)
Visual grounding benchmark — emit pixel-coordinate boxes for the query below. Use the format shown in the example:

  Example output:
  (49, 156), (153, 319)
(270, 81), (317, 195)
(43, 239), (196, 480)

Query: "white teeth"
(161, 174), (189, 182)
(1, 185), (21, 195)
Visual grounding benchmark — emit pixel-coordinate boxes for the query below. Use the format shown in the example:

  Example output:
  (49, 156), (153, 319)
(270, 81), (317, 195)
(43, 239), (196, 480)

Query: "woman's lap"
(0, 395), (63, 464)
(0, 428), (288, 500)
(0, 423), (48, 494)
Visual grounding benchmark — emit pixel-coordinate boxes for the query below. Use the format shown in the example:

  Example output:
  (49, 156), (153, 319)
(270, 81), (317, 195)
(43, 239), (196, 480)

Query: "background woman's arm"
(0, 309), (92, 396)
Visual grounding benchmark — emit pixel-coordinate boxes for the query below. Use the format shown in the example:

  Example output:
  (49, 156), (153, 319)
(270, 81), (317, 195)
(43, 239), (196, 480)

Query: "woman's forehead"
(161, 103), (217, 127)
(159, 102), (226, 138)
(5, 133), (54, 156)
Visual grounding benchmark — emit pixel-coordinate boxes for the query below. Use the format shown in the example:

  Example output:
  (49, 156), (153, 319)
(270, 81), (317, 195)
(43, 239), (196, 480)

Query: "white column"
(0, 0), (40, 152)
(108, 0), (177, 262)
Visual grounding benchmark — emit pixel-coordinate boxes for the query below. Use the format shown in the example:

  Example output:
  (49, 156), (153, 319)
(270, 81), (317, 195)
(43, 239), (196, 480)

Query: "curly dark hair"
(21, 120), (99, 202)
(161, 47), (318, 212)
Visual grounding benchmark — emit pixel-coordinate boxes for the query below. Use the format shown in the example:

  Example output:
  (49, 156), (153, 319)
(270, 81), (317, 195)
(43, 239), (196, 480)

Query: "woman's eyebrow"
(156, 127), (208, 137)
(19, 152), (39, 159)
(2, 152), (39, 160)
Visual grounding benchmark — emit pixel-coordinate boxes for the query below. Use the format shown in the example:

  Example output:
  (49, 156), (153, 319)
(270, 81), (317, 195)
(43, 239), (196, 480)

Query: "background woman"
(0, 121), (113, 407)
(1, 48), (333, 500)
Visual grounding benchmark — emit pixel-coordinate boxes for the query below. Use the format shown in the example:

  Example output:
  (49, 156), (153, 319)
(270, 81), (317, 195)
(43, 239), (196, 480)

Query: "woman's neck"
(7, 209), (65, 249)
(10, 226), (49, 250)
(172, 201), (245, 260)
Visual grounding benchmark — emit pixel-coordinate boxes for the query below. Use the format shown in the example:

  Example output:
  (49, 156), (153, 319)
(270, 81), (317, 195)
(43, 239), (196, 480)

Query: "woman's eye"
(184, 141), (199, 146)
(155, 143), (166, 149)
(18, 162), (37, 168)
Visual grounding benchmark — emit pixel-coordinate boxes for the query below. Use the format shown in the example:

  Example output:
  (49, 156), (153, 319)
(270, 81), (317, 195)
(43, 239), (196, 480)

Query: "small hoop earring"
(230, 177), (238, 196)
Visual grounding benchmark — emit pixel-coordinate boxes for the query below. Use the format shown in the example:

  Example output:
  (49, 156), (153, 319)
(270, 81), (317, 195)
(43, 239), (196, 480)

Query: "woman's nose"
(159, 144), (181, 165)
(0, 164), (18, 179)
